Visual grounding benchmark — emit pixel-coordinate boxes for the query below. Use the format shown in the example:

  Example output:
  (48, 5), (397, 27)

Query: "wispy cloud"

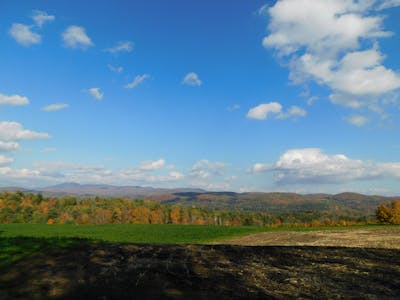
(125, 74), (150, 89)
(105, 41), (134, 53)
(190, 159), (230, 179)
(227, 104), (240, 111)
(377, 0), (400, 10)
(41, 103), (70, 112)
(31, 10), (55, 28)
(346, 115), (369, 127)
(108, 64), (123, 73)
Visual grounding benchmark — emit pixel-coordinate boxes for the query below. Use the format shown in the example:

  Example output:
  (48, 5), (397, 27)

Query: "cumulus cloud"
(125, 74), (150, 89)
(32, 10), (55, 28)
(247, 102), (307, 120)
(9, 23), (41, 46)
(0, 93), (29, 106)
(347, 115), (369, 127)
(41, 103), (69, 112)
(62, 26), (93, 49)
(252, 148), (400, 185)
(0, 121), (49, 141)
(262, 0), (400, 110)
(247, 102), (282, 120)
(87, 88), (103, 100)
(105, 41), (134, 53)
(182, 72), (202, 86)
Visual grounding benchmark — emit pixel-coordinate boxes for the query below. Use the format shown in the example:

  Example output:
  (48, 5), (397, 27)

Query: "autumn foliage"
(0, 192), (279, 226)
(0, 191), (386, 227)
(376, 200), (400, 224)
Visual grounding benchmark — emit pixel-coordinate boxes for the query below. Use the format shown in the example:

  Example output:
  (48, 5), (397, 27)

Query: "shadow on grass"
(0, 236), (400, 299)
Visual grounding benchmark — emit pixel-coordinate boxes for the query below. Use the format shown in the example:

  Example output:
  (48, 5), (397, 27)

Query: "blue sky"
(1, 0), (400, 194)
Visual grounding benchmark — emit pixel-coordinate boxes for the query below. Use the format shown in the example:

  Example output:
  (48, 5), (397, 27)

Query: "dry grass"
(221, 227), (400, 248)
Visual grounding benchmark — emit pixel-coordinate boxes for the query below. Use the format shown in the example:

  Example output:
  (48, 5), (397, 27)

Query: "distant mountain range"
(0, 182), (205, 198)
(0, 183), (398, 216)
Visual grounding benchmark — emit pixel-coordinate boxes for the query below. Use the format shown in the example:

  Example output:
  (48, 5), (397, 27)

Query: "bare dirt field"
(1, 227), (400, 299)
(222, 227), (400, 249)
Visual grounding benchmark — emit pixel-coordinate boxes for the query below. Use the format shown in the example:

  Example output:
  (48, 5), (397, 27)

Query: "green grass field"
(0, 223), (270, 244)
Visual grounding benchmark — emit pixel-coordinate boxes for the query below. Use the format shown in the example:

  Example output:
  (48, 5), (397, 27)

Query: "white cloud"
(88, 88), (103, 100)
(0, 141), (19, 152)
(190, 159), (230, 178)
(347, 115), (369, 127)
(9, 23), (41, 46)
(252, 148), (400, 184)
(182, 72), (202, 86)
(138, 159), (165, 171)
(247, 102), (307, 120)
(108, 64), (123, 73)
(62, 26), (93, 49)
(105, 41), (134, 53)
(377, 0), (400, 10)
(0, 93), (29, 106)
(125, 74), (150, 89)
(251, 163), (271, 174)
(32, 10), (55, 28)
(0, 121), (49, 141)
(262, 0), (400, 110)
(26, 158), (183, 186)
(41, 103), (69, 112)
(0, 155), (14, 166)
(247, 102), (282, 120)
(279, 105), (307, 119)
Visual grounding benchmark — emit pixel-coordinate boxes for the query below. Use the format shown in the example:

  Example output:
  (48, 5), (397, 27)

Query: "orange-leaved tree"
(376, 200), (400, 224)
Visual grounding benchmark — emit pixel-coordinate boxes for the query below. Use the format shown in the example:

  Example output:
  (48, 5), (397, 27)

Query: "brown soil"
(222, 227), (400, 249)
(1, 239), (400, 299)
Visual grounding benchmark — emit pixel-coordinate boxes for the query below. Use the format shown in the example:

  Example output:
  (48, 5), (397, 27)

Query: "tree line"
(0, 191), (391, 226)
